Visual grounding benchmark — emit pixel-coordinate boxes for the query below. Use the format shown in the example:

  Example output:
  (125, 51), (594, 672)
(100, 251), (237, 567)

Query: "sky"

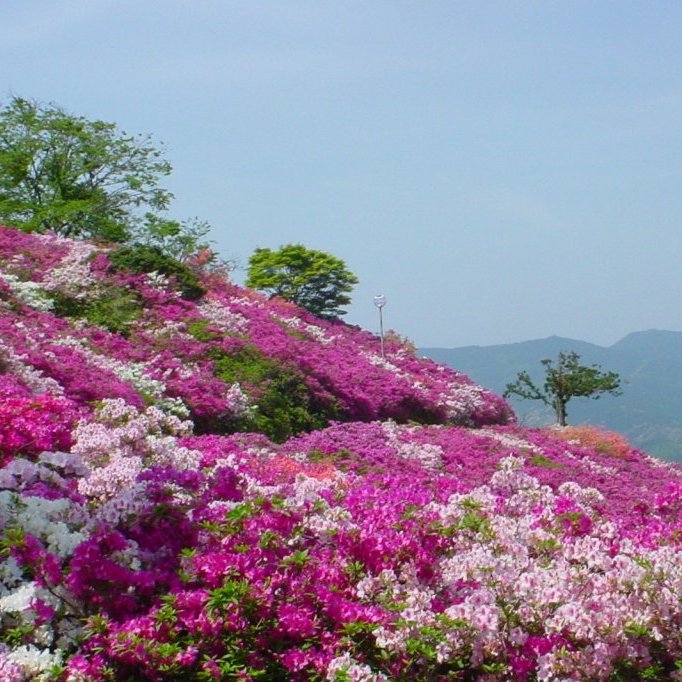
(3, 1), (682, 348)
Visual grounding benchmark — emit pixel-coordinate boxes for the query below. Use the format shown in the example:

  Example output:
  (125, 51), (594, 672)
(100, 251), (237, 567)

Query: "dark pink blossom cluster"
(206, 287), (514, 426)
(0, 394), (79, 465)
(0, 229), (68, 279)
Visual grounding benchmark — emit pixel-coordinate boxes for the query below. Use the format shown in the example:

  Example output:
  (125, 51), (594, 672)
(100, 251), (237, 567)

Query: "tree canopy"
(131, 213), (214, 263)
(504, 351), (622, 426)
(246, 244), (358, 320)
(0, 97), (173, 242)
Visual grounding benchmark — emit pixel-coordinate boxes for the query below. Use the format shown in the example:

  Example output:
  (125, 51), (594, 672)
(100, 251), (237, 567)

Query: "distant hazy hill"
(422, 330), (682, 461)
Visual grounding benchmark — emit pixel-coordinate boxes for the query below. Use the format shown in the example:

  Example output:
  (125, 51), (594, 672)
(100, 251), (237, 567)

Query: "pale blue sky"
(3, 1), (682, 347)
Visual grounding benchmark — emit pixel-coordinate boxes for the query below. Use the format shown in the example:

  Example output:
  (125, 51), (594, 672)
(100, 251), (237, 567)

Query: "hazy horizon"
(420, 327), (682, 350)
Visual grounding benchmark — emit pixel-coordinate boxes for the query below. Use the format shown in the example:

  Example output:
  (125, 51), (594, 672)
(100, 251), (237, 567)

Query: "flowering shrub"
(0, 395), (79, 465)
(0, 272), (54, 312)
(554, 424), (634, 459)
(2, 224), (682, 680)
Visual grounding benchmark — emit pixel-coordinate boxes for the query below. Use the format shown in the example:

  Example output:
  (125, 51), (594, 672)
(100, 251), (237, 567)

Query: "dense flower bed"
(0, 226), (513, 434)
(3, 409), (682, 680)
(2, 226), (682, 680)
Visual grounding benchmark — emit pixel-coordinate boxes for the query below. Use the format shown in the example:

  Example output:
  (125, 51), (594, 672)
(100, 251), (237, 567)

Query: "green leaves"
(280, 548), (311, 568)
(207, 579), (252, 615)
(131, 213), (215, 263)
(108, 243), (206, 300)
(504, 351), (622, 426)
(530, 454), (563, 468)
(0, 96), (218, 261)
(246, 243), (358, 320)
(52, 286), (143, 336)
(206, 344), (334, 441)
(0, 97), (173, 241)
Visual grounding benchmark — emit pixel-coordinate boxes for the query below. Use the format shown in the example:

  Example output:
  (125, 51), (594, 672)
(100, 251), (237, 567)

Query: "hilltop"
(2, 226), (682, 680)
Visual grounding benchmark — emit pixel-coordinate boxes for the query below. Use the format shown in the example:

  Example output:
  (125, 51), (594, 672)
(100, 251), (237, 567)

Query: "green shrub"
(108, 243), (205, 300)
(186, 319), (223, 342)
(209, 345), (275, 386)
(249, 369), (332, 442)
(530, 454), (563, 469)
(204, 345), (337, 442)
(52, 288), (142, 336)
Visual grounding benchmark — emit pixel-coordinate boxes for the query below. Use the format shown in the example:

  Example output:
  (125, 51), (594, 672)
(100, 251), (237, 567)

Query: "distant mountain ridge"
(421, 330), (682, 461)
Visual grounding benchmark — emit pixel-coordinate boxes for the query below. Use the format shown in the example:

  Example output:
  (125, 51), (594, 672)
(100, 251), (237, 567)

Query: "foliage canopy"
(130, 213), (215, 264)
(0, 97), (173, 242)
(246, 243), (358, 320)
(504, 351), (622, 426)
(108, 243), (206, 300)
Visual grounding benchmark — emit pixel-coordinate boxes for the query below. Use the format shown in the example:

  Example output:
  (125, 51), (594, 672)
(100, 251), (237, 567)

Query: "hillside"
(422, 332), (682, 461)
(2, 226), (682, 680)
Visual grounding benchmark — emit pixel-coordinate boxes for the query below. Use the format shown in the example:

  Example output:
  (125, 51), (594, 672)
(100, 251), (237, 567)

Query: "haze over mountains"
(422, 330), (682, 462)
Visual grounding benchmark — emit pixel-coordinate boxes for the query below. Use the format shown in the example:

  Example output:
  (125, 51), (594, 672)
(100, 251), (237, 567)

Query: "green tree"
(246, 244), (358, 320)
(132, 213), (214, 263)
(0, 96), (173, 242)
(503, 351), (622, 427)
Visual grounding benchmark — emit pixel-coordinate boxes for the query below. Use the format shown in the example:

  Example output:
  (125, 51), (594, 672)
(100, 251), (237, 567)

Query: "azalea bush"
(2, 225), (682, 680)
(554, 424), (634, 459)
(0, 395), (79, 465)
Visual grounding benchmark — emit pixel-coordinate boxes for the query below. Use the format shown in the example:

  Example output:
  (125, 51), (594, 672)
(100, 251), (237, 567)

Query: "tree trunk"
(554, 399), (567, 427)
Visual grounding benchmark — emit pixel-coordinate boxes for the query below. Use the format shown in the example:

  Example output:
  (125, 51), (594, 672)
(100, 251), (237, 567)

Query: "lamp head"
(373, 294), (386, 309)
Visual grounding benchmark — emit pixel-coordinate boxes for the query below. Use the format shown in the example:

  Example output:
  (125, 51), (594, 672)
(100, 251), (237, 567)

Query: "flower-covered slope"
(2, 226), (682, 681)
(0, 226), (512, 440)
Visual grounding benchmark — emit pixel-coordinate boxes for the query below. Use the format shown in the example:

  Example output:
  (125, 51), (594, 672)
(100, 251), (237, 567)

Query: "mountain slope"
(0, 226), (512, 441)
(3, 226), (682, 680)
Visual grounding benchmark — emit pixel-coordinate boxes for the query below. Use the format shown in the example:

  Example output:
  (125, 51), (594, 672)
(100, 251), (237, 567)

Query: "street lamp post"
(373, 294), (386, 359)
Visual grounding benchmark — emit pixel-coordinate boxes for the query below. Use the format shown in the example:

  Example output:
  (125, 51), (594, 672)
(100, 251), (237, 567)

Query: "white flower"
(5, 644), (62, 679)
(41, 240), (98, 299)
(0, 492), (86, 559)
(145, 270), (175, 292)
(0, 272), (54, 311)
(326, 653), (387, 681)
(0, 341), (63, 394)
(226, 382), (251, 418)
(0, 583), (37, 614)
(0, 557), (24, 595)
(198, 299), (248, 332)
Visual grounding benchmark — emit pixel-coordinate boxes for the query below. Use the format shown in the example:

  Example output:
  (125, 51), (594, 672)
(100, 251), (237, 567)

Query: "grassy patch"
(530, 454), (562, 469)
